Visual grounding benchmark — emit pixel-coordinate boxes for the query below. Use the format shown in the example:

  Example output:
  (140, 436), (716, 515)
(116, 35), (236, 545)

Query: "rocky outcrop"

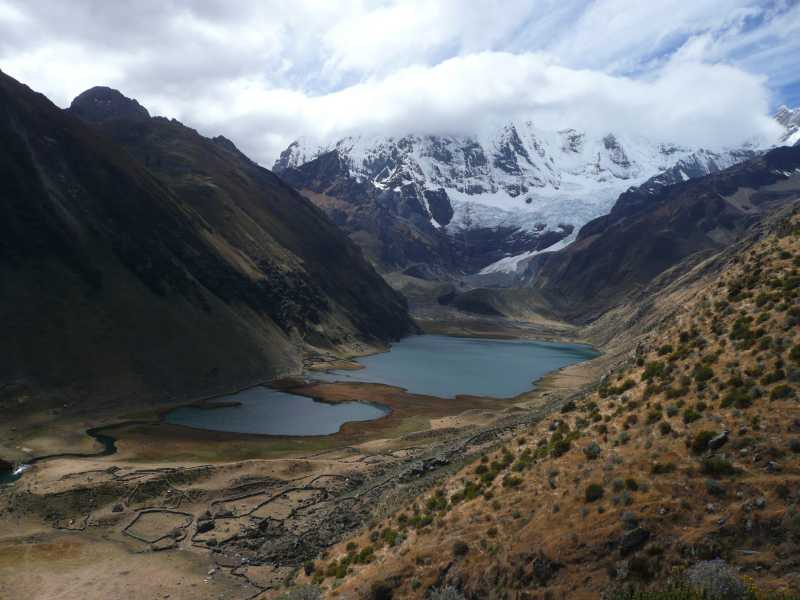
(776, 105), (800, 145)
(69, 86), (150, 123)
(684, 559), (749, 600)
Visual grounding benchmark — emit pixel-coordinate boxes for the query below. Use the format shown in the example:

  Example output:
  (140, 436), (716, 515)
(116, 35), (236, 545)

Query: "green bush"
(771, 384), (794, 400)
(761, 369), (786, 385)
(692, 364), (714, 383)
(700, 457), (738, 477)
(682, 408), (701, 424)
(642, 361), (666, 381)
(452, 540), (469, 558)
(381, 527), (399, 547)
(721, 386), (753, 409)
(585, 483), (604, 502)
(651, 462), (676, 475)
(551, 438), (572, 458)
(790, 345), (800, 363)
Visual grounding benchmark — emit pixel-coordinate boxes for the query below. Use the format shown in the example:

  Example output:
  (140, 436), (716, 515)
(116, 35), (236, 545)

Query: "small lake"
(314, 334), (598, 398)
(164, 388), (389, 436)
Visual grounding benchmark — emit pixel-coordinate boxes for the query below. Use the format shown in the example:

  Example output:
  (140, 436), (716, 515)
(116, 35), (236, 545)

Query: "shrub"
(700, 457), (738, 477)
(642, 361), (666, 381)
(354, 546), (375, 564)
(583, 441), (602, 460)
(721, 386), (753, 409)
(659, 422), (673, 435)
(790, 345), (800, 363)
(761, 369), (786, 385)
(682, 408), (701, 424)
(369, 582), (393, 600)
(585, 483), (604, 502)
(646, 410), (662, 425)
(691, 431), (717, 454)
(771, 385), (793, 400)
(381, 528), (399, 547)
(452, 540), (469, 558)
(551, 438), (572, 458)
(693, 364), (714, 383)
(651, 462), (676, 475)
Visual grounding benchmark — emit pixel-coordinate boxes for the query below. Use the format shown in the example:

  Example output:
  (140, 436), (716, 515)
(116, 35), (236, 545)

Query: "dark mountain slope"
(526, 146), (800, 322)
(0, 72), (413, 413)
(68, 87), (414, 346)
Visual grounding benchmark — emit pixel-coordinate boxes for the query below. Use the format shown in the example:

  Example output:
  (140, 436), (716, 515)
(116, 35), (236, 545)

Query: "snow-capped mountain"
(274, 117), (791, 275)
(776, 105), (800, 146)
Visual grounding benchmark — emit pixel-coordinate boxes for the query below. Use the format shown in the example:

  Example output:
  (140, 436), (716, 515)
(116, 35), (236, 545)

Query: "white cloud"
(190, 52), (781, 163)
(0, 0), (795, 164)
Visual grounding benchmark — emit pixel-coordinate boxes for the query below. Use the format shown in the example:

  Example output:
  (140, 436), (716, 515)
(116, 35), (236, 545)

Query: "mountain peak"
(68, 86), (150, 123)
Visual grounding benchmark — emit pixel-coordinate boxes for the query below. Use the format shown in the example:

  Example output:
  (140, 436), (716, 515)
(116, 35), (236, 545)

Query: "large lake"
(164, 335), (597, 436)
(314, 335), (598, 398)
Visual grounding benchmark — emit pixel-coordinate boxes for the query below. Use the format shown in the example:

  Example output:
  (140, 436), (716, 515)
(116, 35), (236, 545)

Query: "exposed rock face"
(275, 124), (764, 275)
(776, 105), (800, 146)
(684, 559), (749, 600)
(526, 145), (800, 322)
(69, 86), (150, 123)
(0, 72), (415, 413)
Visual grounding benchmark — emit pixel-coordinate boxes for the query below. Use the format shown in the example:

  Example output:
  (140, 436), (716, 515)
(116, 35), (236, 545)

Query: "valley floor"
(0, 317), (613, 600)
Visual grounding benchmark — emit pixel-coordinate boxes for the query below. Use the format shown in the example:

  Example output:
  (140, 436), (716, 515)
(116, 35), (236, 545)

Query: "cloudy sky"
(1, 0), (798, 164)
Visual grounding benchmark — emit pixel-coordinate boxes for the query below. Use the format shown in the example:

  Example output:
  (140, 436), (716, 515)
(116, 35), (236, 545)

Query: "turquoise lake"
(313, 334), (598, 399)
(163, 335), (597, 436)
(164, 388), (388, 436)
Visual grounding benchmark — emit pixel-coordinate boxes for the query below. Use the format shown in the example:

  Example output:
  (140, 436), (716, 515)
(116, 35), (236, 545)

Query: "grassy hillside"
(298, 207), (800, 598)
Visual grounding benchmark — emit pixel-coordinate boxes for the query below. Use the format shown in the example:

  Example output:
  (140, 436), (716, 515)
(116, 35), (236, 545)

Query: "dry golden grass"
(298, 212), (800, 599)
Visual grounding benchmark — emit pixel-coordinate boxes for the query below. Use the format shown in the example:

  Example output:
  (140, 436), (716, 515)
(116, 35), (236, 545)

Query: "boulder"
(708, 431), (729, 450)
(197, 520), (215, 534)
